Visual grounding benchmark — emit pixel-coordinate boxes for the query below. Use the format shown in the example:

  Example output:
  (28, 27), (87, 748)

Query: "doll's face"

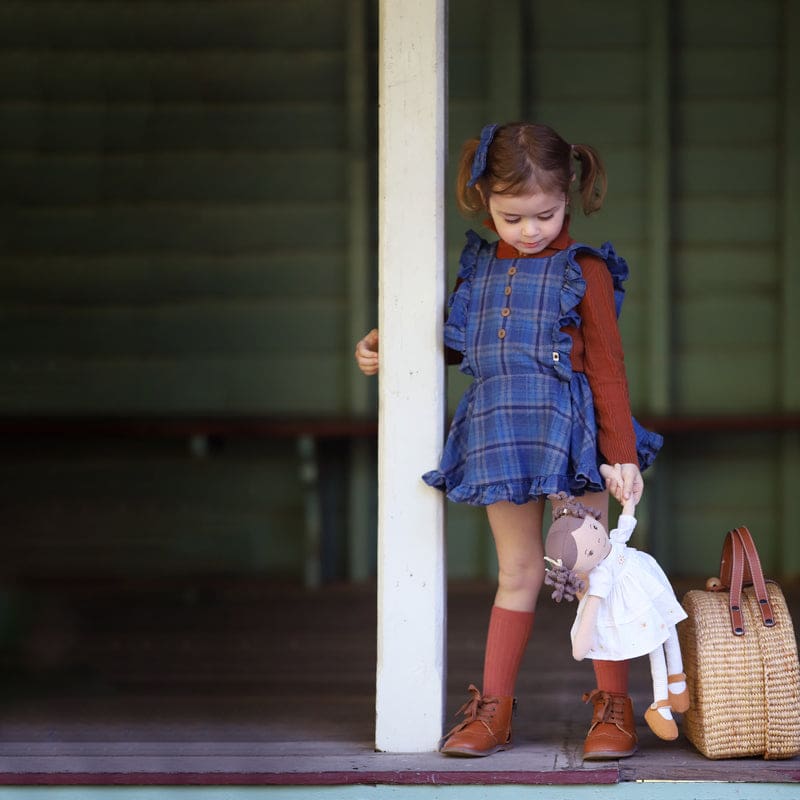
(569, 515), (612, 574)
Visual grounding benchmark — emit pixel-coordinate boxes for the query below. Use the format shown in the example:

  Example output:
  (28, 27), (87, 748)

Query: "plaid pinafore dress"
(422, 230), (661, 506)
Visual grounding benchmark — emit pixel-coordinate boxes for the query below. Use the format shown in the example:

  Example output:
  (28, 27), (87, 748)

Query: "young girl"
(544, 483), (689, 745)
(354, 122), (662, 759)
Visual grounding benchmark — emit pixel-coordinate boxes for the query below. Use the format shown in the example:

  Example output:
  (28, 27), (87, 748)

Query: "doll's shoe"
(582, 690), (638, 760)
(439, 684), (515, 757)
(644, 699), (679, 741)
(668, 672), (690, 713)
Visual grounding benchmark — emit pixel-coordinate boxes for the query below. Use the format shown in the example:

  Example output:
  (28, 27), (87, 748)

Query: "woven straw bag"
(678, 526), (800, 759)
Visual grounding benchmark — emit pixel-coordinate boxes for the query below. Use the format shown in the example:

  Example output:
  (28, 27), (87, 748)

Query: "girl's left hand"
(600, 462), (643, 508)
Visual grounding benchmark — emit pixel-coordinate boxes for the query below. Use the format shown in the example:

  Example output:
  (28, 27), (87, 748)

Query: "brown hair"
(455, 122), (607, 217)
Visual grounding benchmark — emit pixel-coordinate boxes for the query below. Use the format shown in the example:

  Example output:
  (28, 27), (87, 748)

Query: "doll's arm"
(573, 595), (601, 660)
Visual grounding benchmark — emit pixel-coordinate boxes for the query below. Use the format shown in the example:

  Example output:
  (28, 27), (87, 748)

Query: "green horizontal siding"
(0, 52), (346, 103)
(0, 356), (347, 414)
(3, 206), (347, 254)
(1, 154), (346, 204)
(0, 0), (345, 49)
(0, 302), (345, 357)
(0, 103), (348, 151)
(0, 252), (347, 304)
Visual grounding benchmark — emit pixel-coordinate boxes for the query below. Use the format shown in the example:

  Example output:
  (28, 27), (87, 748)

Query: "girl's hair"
(456, 122), (607, 217)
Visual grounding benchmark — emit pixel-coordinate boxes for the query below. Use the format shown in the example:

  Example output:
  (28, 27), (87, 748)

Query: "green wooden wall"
(0, 0), (798, 586)
(0, 0), (375, 582)
(0, 0), (357, 415)
(446, 0), (800, 579)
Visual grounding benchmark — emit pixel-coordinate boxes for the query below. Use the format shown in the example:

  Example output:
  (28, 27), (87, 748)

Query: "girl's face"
(569, 515), (612, 575)
(487, 188), (568, 255)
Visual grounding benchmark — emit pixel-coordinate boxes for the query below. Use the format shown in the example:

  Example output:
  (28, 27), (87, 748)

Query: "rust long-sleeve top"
(447, 221), (638, 466)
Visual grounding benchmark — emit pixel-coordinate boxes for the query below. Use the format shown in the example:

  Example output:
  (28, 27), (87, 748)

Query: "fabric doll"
(544, 491), (690, 741)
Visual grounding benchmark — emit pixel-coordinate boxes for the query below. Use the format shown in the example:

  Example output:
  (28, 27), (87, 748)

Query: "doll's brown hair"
(456, 122), (607, 217)
(543, 495), (603, 602)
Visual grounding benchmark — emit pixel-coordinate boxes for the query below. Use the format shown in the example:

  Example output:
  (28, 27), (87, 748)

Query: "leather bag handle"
(718, 526), (775, 636)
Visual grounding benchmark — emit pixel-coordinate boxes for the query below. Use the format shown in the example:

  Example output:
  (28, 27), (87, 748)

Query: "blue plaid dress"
(422, 230), (662, 506)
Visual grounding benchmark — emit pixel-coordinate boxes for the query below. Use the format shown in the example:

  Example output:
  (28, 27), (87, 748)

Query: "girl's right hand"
(354, 328), (379, 375)
(599, 462), (643, 513)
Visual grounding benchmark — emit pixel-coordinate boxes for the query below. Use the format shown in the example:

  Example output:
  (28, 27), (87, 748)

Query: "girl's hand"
(599, 462), (643, 510)
(354, 328), (380, 375)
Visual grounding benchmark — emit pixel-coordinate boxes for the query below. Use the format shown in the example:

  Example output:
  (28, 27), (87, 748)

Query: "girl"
(544, 483), (689, 744)
(354, 122), (662, 759)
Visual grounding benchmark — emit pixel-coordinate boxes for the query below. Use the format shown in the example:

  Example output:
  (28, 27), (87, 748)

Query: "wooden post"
(375, 0), (447, 752)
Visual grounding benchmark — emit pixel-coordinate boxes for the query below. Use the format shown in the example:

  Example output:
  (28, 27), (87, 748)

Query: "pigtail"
(571, 143), (607, 215)
(455, 138), (486, 215)
(544, 560), (586, 603)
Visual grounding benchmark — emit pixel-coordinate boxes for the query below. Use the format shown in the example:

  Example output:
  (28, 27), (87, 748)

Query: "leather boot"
(582, 689), (638, 760)
(440, 684), (515, 757)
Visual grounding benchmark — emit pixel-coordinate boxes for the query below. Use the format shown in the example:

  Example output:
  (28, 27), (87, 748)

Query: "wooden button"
(498, 329), (506, 339)
(507, 266), (517, 276)
(501, 307), (511, 317)
(504, 286), (512, 296)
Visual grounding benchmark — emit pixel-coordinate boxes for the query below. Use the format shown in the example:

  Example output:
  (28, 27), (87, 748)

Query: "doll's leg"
(644, 647), (679, 740)
(663, 628), (689, 712)
(649, 647), (669, 705)
(440, 500), (542, 756)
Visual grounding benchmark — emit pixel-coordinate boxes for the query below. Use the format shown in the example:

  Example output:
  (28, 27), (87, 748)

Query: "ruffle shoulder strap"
(443, 230), (491, 356)
(568, 241), (630, 317)
(551, 241), (629, 382)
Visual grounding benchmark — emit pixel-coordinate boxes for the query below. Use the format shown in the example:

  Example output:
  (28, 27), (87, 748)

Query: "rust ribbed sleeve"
(569, 253), (637, 466)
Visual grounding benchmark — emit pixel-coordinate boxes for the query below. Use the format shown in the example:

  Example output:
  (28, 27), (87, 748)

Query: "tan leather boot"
(582, 689), (638, 760)
(440, 684), (515, 757)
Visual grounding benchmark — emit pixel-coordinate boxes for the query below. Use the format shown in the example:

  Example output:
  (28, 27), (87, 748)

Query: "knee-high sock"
(482, 606), (534, 697)
(593, 659), (630, 694)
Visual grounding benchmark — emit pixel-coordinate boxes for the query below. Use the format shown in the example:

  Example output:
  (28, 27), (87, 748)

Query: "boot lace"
(444, 684), (503, 738)
(582, 689), (627, 728)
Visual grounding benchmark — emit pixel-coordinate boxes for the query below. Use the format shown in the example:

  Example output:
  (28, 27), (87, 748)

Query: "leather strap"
(718, 526), (775, 635)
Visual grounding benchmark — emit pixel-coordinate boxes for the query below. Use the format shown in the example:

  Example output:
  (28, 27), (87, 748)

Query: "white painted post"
(375, 0), (447, 752)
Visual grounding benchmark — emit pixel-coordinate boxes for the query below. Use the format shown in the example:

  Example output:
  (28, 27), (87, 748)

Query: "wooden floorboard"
(0, 576), (798, 785)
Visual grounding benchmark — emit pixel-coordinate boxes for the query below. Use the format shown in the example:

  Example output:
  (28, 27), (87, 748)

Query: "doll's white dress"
(571, 515), (687, 660)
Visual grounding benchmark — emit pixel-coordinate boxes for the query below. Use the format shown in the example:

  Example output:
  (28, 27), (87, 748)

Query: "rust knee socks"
(482, 605), (535, 698)
(593, 658), (630, 694)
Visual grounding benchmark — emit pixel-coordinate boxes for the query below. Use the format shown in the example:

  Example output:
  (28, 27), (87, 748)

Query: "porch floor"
(0, 576), (798, 786)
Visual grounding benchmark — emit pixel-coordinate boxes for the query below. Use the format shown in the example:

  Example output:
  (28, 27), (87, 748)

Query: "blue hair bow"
(467, 123), (499, 187)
